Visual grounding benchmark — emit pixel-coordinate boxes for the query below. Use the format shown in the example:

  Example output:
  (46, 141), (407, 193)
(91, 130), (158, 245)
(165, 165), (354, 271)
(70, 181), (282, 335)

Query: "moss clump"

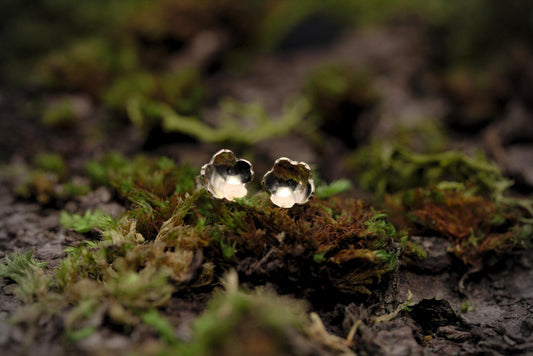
(0, 251), (49, 303)
(349, 143), (512, 201)
(86, 153), (196, 199)
(151, 271), (353, 356)
(103, 67), (205, 118)
(189, 193), (400, 296)
(386, 186), (532, 267)
(176, 271), (309, 356)
(81, 154), (400, 297)
(14, 170), (58, 205)
(315, 179), (352, 199)
(8, 153), (91, 204)
(59, 210), (112, 233)
(349, 132), (532, 267)
(37, 38), (137, 96)
(41, 99), (78, 129)
(85, 153), (197, 239)
(32, 152), (67, 178)
(126, 96), (311, 145)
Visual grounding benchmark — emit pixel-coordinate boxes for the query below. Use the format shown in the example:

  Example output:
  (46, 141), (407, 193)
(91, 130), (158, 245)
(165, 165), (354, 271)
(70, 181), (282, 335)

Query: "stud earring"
(262, 157), (315, 208)
(200, 149), (254, 201)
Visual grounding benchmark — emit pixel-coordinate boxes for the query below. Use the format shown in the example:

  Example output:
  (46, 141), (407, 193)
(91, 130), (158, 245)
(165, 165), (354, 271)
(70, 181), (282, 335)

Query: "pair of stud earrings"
(200, 149), (315, 208)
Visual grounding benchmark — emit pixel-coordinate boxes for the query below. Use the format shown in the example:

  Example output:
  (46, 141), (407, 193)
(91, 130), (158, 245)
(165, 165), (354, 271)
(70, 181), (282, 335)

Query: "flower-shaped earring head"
(262, 157), (315, 208)
(200, 149), (254, 201)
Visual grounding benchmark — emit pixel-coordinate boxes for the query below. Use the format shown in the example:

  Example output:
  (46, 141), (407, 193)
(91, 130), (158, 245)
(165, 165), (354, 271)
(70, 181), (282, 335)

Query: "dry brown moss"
(386, 186), (531, 267)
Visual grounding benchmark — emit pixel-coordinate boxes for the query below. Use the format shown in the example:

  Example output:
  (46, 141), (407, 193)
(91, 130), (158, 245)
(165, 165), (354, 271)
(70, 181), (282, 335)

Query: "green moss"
(14, 170), (58, 204)
(66, 326), (97, 342)
(8, 153), (94, 204)
(59, 210), (112, 233)
(193, 195), (400, 295)
(178, 271), (308, 356)
(85, 152), (129, 186)
(0, 251), (47, 282)
(0, 251), (49, 303)
(219, 239), (238, 260)
(86, 154), (196, 200)
(127, 96), (311, 144)
(141, 309), (178, 345)
(102, 72), (157, 111)
(349, 143), (512, 201)
(103, 67), (204, 120)
(397, 231), (428, 264)
(41, 99), (78, 129)
(84, 154), (198, 240)
(60, 181), (91, 198)
(33, 152), (67, 177)
(37, 36), (139, 95)
(315, 179), (352, 199)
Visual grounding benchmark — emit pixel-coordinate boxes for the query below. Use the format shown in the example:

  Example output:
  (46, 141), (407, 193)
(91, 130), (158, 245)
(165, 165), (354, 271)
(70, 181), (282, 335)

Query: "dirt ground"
(1, 21), (533, 355)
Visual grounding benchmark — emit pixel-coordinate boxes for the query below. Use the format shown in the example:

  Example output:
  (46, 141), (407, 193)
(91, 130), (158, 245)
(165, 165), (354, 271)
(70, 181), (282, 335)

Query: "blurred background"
(1, 0), (532, 195)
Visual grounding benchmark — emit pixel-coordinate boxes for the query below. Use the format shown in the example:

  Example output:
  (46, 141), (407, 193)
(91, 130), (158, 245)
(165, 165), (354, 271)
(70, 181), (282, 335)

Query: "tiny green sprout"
(66, 326), (97, 342)
(315, 179), (352, 199)
(460, 301), (469, 313)
(33, 152), (67, 177)
(141, 309), (178, 345)
(313, 251), (327, 263)
(0, 251), (47, 283)
(466, 228), (481, 247)
(220, 239), (238, 260)
(42, 99), (77, 129)
(233, 196), (257, 208)
(60, 181), (91, 197)
(516, 224), (533, 241)
(59, 209), (112, 233)
(489, 213), (507, 226)
(196, 216), (207, 230)
(364, 208), (396, 243)
(0, 251), (50, 302)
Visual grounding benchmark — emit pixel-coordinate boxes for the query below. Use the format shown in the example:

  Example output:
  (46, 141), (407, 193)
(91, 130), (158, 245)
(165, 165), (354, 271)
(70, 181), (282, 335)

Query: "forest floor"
(1, 20), (533, 355)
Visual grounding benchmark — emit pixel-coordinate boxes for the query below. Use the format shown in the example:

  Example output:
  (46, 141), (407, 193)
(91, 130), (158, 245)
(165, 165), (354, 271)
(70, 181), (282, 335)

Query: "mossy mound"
(386, 186), (532, 268)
